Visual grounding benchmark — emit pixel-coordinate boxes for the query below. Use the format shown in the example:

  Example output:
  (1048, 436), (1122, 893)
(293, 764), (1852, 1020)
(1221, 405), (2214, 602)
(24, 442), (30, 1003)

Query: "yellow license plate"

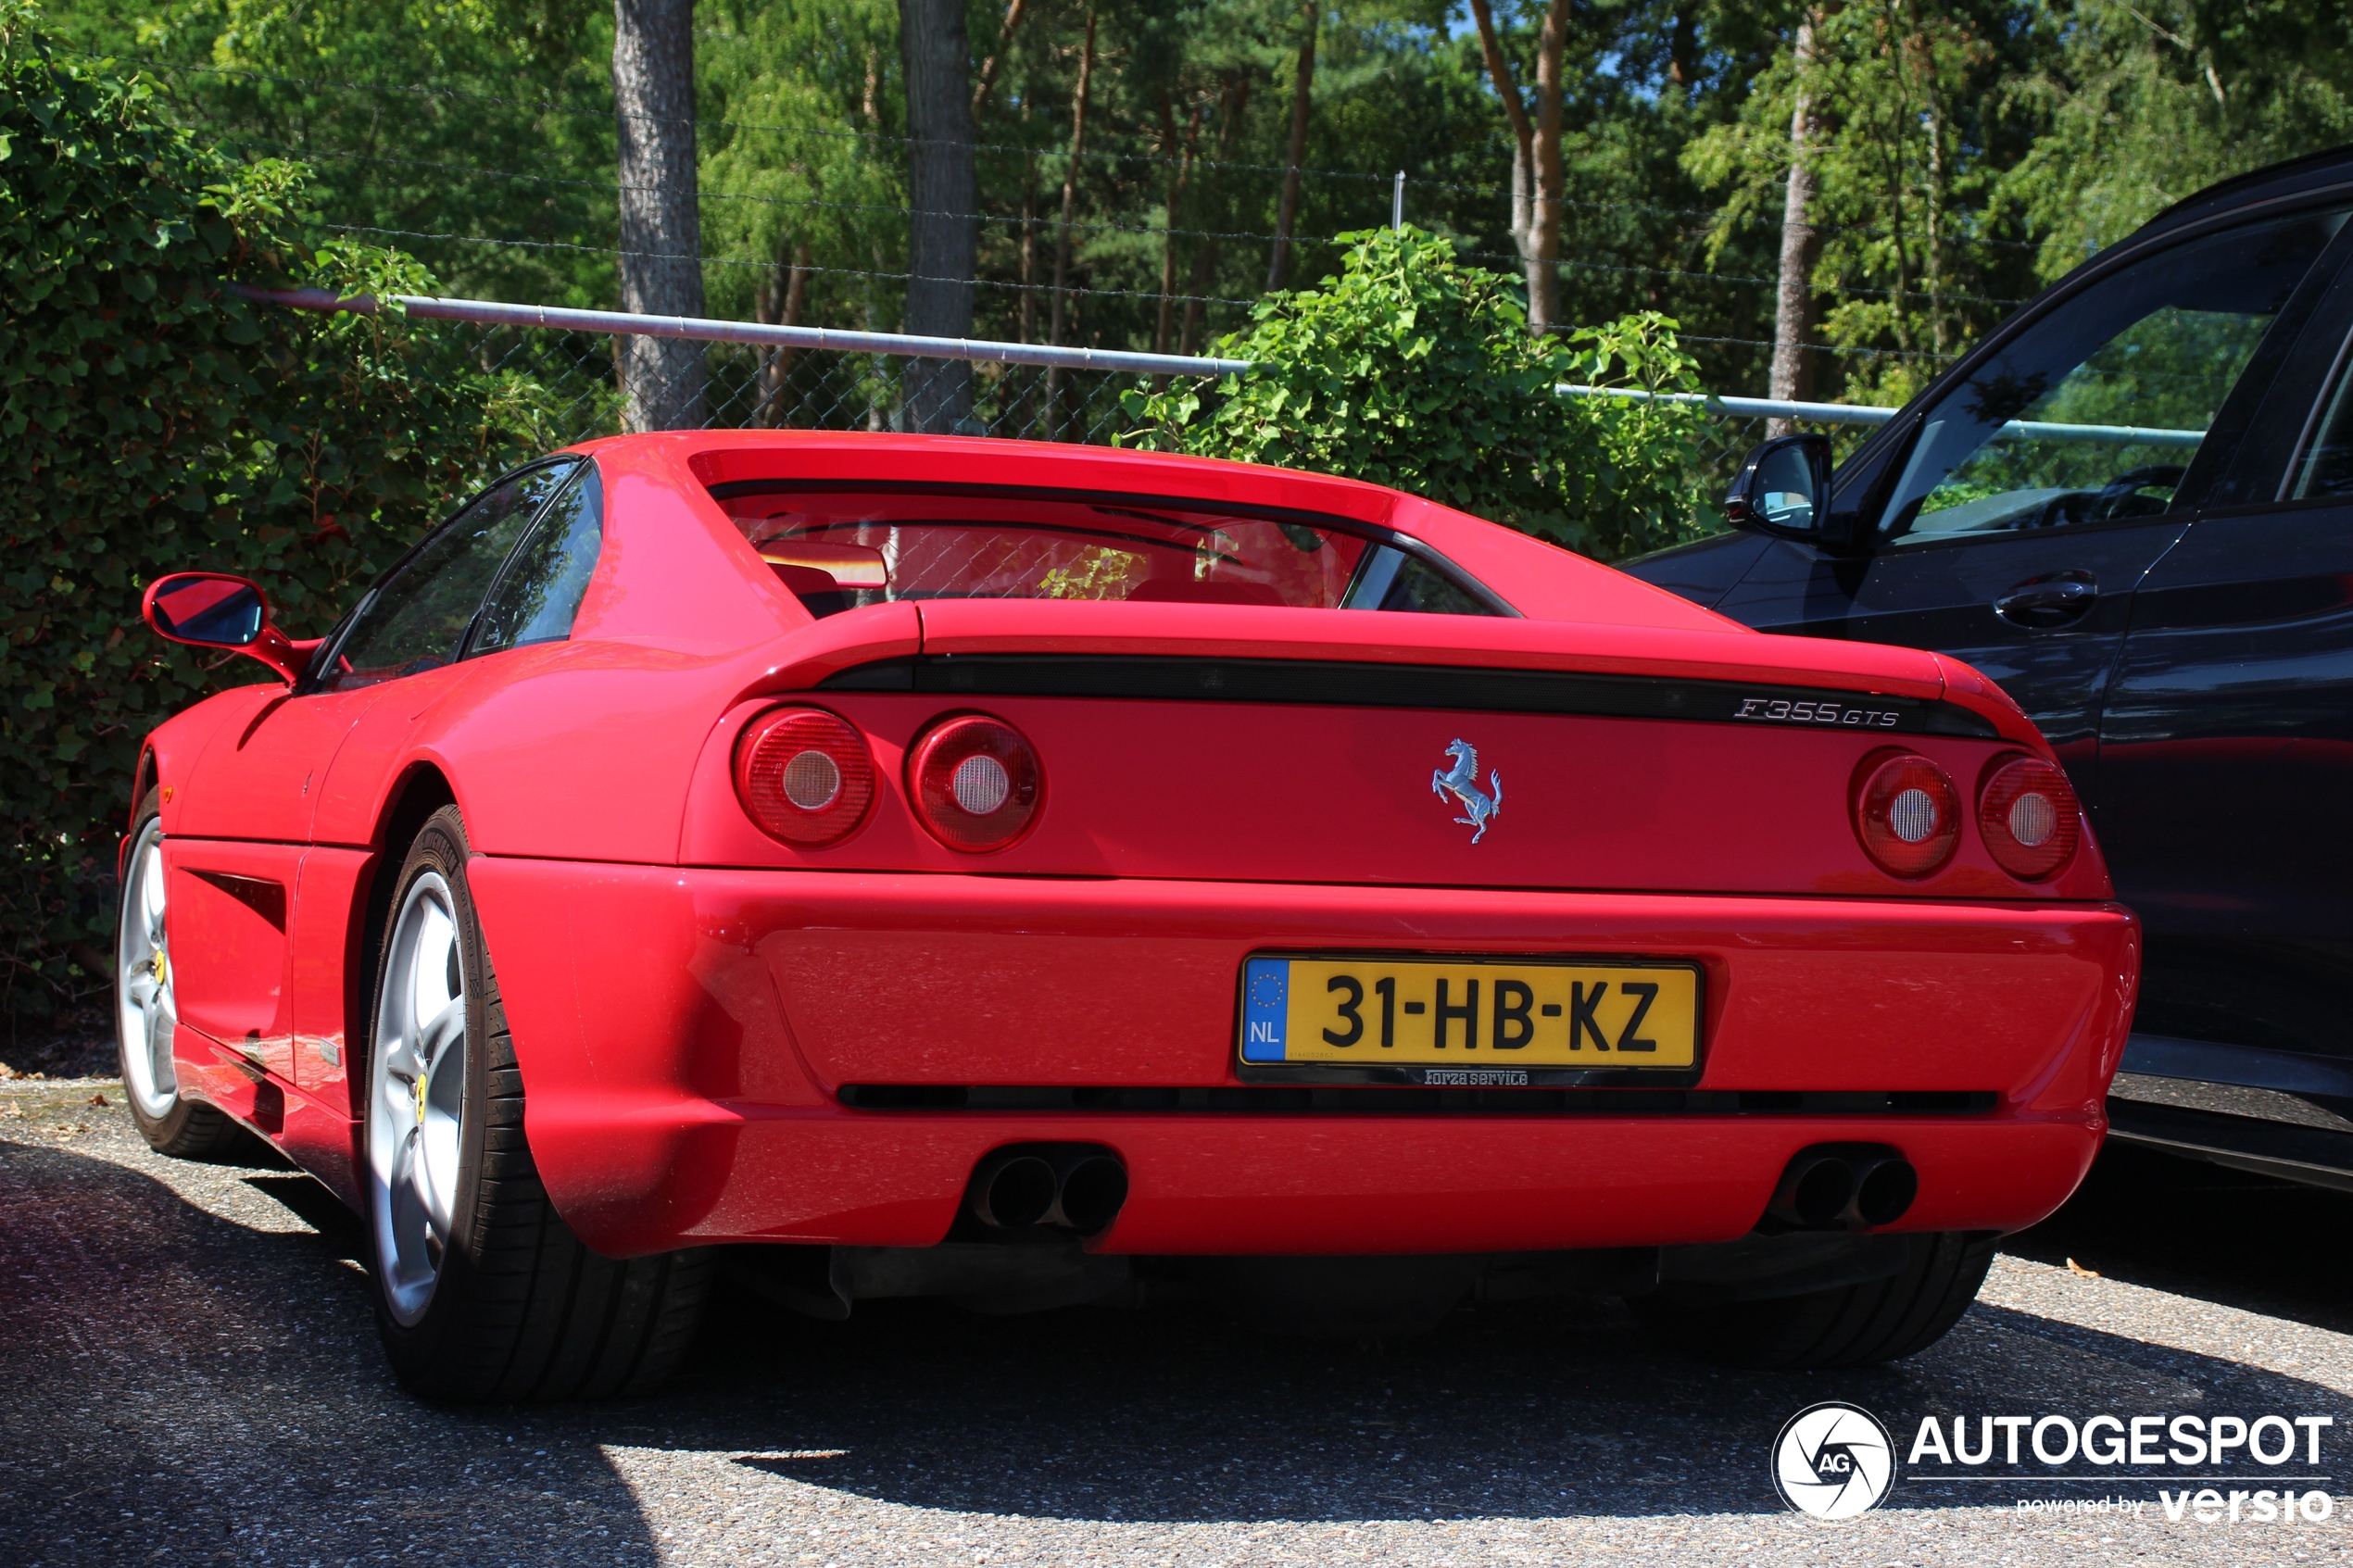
(1239, 955), (1701, 1069)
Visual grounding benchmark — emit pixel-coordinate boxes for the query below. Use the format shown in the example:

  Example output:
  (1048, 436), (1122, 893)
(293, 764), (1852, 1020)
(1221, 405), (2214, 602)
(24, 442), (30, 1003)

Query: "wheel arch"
(121, 745), (160, 881)
(345, 763), (463, 1117)
(132, 745), (158, 818)
(372, 761), (461, 860)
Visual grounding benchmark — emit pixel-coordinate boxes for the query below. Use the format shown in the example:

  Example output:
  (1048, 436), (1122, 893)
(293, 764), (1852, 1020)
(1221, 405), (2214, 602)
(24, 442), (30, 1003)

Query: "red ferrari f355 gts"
(122, 433), (2136, 1399)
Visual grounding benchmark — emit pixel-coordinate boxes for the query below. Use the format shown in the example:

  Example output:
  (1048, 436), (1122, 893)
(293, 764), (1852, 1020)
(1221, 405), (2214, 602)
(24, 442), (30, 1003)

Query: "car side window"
(1878, 207), (2348, 546)
(1340, 547), (1497, 614)
(2290, 353), (2353, 498)
(468, 464), (604, 658)
(319, 461), (578, 691)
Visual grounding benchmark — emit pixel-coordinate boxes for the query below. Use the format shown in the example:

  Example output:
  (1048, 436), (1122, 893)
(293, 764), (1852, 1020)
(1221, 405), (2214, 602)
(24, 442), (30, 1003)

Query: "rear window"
(708, 485), (1498, 618)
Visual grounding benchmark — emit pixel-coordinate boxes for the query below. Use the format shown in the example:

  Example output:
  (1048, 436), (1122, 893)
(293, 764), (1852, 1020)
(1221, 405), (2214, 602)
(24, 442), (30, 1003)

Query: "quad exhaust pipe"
(967, 1145), (1130, 1236)
(1766, 1143), (1918, 1231)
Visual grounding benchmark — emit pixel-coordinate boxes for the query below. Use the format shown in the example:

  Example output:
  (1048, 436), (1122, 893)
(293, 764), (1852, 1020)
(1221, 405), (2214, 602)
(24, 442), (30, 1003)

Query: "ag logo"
(1772, 1401), (1895, 1519)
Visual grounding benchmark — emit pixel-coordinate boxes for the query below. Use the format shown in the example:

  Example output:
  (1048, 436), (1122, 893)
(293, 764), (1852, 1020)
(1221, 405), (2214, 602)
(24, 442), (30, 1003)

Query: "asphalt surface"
(8, 1077), (2353, 1566)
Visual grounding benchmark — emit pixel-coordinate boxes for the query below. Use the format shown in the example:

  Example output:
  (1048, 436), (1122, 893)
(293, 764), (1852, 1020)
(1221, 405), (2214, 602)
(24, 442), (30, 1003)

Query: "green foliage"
(698, 0), (901, 322)
(1998, 0), (2353, 282)
(1681, 0), (2036, 408)
(1120, 226), (1719, 561)
(51, 0), (2353, 418)
(47, 0), (616, 306)
(0, 8), (559, 1033)
(1681, 0), (2353, 405)
(50, 0), (1806, 397)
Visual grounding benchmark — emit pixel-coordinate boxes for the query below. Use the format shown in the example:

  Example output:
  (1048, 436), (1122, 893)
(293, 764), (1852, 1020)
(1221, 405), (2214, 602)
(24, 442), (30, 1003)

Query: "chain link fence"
(461, 323), (1186, 449)
(464, 320), (1885, 501)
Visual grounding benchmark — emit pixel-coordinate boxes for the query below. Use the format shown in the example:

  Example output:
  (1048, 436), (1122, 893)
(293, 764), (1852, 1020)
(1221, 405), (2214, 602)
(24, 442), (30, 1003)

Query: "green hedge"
(1122, 227), (1721, 564)
(0, 6), (560, 1040)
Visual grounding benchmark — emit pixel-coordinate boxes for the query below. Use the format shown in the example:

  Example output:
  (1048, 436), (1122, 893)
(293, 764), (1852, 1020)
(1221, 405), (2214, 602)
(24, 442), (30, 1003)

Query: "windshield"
(709, 485), (1498, 618)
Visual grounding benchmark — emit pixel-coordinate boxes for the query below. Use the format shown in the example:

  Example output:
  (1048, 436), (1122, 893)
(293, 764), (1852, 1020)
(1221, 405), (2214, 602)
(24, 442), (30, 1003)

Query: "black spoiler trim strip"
(816, 654), (2001, 738)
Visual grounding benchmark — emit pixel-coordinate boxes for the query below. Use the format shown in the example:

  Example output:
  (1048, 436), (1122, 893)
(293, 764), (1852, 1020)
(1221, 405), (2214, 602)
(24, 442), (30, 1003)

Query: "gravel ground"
(7, 1078), (2353, 1567)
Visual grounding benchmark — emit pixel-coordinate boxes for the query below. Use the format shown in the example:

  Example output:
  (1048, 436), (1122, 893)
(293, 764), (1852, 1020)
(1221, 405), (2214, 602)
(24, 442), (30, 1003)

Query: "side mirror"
(1724, 433), (1836, 542)
(143, 572), (320, 684)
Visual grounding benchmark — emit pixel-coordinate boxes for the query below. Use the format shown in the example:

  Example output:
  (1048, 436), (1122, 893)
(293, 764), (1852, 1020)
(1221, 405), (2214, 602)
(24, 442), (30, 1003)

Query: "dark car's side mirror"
(1724, 434), (1836, 543)
(143, 571), (321, 684)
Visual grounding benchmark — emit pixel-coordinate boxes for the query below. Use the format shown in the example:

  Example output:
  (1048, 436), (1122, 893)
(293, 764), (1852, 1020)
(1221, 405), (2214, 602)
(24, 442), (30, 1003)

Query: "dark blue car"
(1627, 145), (2353, 1194)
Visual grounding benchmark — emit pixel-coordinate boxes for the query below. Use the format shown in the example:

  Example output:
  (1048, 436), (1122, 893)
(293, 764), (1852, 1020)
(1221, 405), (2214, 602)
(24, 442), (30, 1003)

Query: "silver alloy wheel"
(116, 819), (179, 1120)
(368, 871), (469, 1327)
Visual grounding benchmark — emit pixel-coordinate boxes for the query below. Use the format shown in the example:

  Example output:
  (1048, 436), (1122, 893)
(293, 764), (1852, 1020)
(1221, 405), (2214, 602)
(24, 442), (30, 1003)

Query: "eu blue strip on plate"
(1240, 957), (1290, 1062)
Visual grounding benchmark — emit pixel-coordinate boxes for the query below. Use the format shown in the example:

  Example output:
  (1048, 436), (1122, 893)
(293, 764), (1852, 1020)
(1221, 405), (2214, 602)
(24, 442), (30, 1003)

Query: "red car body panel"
(464, 859), (2131, 1257)
(133, 431), (2140, 1263)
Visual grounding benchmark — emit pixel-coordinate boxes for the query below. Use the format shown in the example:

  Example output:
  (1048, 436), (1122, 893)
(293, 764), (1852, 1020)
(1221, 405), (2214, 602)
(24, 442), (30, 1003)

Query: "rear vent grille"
(837, 1085), (2000, 1116)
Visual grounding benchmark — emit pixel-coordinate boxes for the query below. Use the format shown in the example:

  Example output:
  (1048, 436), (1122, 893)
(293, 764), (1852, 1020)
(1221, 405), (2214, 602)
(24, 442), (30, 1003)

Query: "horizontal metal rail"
(1987, 418), (2207, 448)
(235, 286), (1254, 378)
(1558, 383), (2207, 447)
(235, 287), (2208, 448)
(1558, 383), (1898, 426)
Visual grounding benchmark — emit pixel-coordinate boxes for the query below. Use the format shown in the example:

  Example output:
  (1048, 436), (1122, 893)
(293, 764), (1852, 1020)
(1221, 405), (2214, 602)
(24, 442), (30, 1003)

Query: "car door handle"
(1993, 573), (2098, 629)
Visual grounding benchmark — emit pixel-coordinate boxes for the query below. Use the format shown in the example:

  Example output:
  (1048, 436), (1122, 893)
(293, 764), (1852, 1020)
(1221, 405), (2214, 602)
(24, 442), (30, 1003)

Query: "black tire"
(1630, 1232), (1996, 1370)
(363, 805), (711, 1401)
(128, 1081), (250, 1159)
(118, 791), (250, 1160)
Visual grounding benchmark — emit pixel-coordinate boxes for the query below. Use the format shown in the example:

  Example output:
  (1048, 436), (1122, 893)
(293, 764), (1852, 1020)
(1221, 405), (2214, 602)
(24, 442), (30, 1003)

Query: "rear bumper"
(465, 860), (2138, 1258)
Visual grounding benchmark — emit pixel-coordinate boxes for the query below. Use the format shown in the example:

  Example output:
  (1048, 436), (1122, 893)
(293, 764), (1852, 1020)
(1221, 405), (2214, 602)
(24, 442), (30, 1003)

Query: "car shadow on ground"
(670, 1270), (2353, 1524)
(8, 1127), (2352, 1562)
(2007, 1141), (2353, 1336)
(0, 1134), (662, 1567)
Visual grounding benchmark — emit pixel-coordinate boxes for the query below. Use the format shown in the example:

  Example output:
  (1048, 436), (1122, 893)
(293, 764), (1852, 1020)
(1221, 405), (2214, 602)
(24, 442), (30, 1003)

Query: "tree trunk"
(1767, 12), (1823, 434)
(1925, 94), (1947, 355)
(864, 245), (889, 431)
(755, 239), (812, 428)
(1667, 7), (1698, 90)
(612, 0), (706, 432)
(1527, 0), (1568, 335)
(900, 0), (977, 433)
(1018, 151), (1039, 345)
(1508, 138), (1540, 326)
(1467, 0), (1569, 335)
(972, 0), (1029, 118)
(1912, 12), (1951, 358)
(1045, 6), (1097, 439)
(1178, 72), (1251, 357)
(1881, 36), (1917, 358)
(1013, 133), (1038, 433)
(1157, 92), (1204, 356)
(1265, 1), (1318, 292)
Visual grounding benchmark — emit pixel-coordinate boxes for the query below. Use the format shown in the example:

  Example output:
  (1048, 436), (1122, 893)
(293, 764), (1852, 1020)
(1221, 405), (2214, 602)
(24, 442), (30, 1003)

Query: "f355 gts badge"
(1432, 738), (1502, 844)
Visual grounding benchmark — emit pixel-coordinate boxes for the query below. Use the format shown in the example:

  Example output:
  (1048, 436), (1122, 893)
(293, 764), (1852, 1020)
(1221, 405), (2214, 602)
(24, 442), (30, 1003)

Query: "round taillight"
(734, 707), (875, 847)
(1978, 755), (2082, 882)
(908, 714), (1042, 852)
(1852, 750), (1961, 878)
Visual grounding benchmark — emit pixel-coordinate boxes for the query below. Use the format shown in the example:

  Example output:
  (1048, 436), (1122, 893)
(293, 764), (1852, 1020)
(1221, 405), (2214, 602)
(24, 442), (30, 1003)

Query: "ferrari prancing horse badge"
(1431, 738), (1502, 844)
